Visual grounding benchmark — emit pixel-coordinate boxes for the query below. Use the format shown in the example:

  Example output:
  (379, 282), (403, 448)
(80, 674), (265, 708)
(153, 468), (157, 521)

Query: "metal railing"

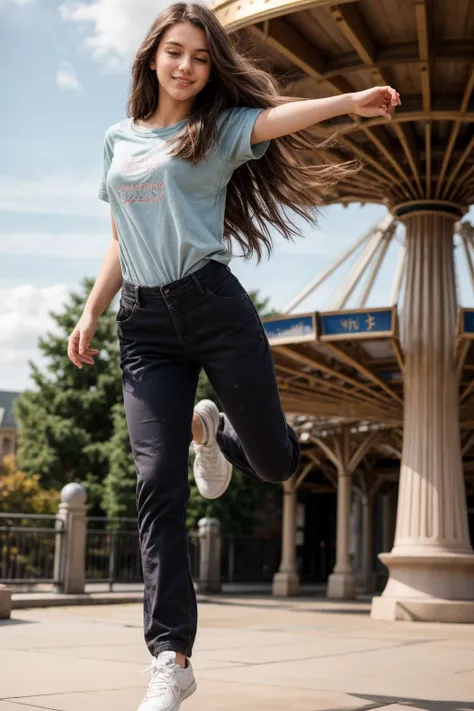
(86, 517), (142, 590)
(85, 518), (201, 591)
(0, 513), (65, 586)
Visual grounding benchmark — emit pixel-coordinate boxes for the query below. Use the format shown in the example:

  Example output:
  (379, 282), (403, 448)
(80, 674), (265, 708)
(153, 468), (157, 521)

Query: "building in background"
(0, 391), (20, 459)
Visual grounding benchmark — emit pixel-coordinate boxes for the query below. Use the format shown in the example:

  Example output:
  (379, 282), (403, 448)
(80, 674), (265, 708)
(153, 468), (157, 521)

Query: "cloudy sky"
(1, 0), (473, 392)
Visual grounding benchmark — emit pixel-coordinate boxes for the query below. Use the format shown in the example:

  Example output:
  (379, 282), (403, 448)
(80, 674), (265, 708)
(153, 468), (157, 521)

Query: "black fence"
(0, 513), (284, 591)
(0, 513), (64, 586)
(86, 517), (142, 589)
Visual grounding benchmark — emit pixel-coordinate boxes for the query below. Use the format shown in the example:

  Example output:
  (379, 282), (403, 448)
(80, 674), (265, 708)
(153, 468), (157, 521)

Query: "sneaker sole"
(180, 679), (197, 706)
(195, 459), (232, 499)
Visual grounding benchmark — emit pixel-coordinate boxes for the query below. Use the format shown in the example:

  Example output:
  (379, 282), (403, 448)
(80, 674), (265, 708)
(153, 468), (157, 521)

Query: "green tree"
(14, 278), (122, 513)
(102, 402), (137, 518)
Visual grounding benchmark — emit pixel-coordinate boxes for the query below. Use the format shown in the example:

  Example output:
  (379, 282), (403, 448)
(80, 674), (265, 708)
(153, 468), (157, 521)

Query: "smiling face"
(151, 22), (212, 105)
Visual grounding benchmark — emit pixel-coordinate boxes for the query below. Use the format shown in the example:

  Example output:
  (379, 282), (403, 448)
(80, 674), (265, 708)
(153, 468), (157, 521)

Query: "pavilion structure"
(213, 0), (474, 622)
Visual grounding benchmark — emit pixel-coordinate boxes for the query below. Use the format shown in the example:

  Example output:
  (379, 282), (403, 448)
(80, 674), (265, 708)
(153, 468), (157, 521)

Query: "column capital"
(391, 200), (466, 221)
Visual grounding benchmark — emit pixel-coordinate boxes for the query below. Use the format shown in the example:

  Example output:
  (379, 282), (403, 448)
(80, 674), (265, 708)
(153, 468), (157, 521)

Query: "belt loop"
(134, 284), (141, 308)
(190, 273), (206, 296)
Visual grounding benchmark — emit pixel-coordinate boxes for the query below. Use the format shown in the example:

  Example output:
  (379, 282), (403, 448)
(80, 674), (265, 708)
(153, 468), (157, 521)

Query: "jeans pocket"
(116, 299), (137, 324)
(205, 272), (248, 301)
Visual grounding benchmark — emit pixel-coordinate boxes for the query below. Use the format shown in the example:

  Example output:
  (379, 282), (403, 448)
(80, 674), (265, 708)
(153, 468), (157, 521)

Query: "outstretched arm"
(251, 87), (401, 144)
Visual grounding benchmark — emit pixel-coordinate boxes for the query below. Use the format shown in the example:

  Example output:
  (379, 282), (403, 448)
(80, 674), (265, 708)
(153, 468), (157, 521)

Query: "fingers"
(67, 330), (98, 369)
(67, 331), (83, 369)
(378, 86), (400, 119)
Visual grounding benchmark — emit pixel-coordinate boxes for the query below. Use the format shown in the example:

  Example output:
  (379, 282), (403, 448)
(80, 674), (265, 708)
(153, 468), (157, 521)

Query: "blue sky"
(1, 0), (473, 392)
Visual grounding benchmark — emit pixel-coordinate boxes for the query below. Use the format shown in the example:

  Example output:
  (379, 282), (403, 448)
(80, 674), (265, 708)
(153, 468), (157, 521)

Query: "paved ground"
(1, 596), (473, 710)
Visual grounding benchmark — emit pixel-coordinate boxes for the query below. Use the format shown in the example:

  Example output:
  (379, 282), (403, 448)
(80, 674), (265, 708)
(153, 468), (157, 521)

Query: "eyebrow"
(165, 41), (209, 54)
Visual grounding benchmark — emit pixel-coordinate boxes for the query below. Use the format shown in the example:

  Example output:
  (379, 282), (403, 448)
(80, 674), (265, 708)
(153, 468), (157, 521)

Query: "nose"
(178, 55), (192, 73)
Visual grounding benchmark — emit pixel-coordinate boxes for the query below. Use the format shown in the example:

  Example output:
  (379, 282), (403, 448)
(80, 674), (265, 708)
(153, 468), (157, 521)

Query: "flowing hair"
(128, 2), (358, 260)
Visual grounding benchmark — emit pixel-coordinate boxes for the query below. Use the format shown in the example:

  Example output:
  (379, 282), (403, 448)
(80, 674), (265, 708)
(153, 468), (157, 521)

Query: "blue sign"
(263, 315), (316, 345)
(462, 310), (474, 335)
(319, 309), (393, 339)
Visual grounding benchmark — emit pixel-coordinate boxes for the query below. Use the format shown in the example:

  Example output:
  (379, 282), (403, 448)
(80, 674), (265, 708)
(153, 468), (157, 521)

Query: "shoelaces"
(141, 661), (177, 698)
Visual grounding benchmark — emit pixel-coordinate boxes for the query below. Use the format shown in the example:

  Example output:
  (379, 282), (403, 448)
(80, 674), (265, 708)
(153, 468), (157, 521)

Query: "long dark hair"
(128, 2), (357, 260)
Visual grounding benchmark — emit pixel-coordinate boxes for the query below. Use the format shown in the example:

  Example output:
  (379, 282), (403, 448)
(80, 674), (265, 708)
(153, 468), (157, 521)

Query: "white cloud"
(0, 284), (70, 391)
(59, 0), (172, 69)
(0, 176), (107, 218)
(0, 230), (110, 259)
(56, 61), (83, 92)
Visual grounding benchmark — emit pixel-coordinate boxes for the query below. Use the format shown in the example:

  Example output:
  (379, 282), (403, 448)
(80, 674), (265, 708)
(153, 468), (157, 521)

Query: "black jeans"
(117, 260), (300, 659)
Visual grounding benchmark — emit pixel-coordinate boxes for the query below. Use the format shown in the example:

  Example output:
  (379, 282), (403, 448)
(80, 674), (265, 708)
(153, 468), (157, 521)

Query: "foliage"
(0, 455), (59, 514)
(102, 402), (137, 518)
(14, 278), (122, 513)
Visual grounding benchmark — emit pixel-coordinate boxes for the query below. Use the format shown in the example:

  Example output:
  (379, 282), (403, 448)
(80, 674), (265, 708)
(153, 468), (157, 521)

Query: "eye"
(167, 51), (179, 57)
(195, 57), (208, 64)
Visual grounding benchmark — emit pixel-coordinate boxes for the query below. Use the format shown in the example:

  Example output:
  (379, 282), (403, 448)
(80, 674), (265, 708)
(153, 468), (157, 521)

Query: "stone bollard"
(54, 483), (87, 594)
(0, 584), (12, 619)
(196, 518), (221, 594)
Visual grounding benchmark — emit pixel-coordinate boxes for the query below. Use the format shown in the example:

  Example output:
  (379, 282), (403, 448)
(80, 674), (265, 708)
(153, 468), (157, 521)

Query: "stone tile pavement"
(1, 596), (473, 710)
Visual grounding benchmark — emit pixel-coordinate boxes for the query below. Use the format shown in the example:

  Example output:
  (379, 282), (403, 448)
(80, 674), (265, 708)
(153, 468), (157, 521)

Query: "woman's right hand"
(67, 310), (100, 369)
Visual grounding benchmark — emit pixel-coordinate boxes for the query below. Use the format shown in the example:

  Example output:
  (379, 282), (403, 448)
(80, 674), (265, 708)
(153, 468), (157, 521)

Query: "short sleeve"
(217, 107), (270, 170)
(98, 128), (114, 203)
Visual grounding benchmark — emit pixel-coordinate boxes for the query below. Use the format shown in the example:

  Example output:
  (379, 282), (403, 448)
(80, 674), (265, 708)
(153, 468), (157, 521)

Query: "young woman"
(67, 3), (399, 709)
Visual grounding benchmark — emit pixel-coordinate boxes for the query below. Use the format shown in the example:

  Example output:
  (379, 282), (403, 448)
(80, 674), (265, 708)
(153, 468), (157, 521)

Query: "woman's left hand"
(351, 86), (401, 120)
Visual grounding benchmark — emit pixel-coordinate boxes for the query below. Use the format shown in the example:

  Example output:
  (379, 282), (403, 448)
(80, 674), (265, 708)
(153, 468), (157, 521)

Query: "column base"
(371, 596), (474, 623)
(195, 579), (222, 595)
(327, 570), (356, 600)
(372, 551), (474, 622)
(0, 584), (12, 619)
(272, 571), (300, 596)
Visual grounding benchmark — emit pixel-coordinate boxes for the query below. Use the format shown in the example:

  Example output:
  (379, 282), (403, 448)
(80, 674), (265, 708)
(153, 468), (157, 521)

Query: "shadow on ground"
(199, 595), (371, 615)
(352, 692), (474, 711)
(0, 618), (36, 627)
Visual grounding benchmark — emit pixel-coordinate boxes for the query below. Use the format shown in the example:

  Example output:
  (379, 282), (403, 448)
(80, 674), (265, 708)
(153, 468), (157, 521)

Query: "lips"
(172, 77), (193, 86)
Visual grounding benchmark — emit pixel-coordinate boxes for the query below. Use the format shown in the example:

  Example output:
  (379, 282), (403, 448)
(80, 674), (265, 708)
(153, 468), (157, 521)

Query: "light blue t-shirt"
(98, 107), (269, 286)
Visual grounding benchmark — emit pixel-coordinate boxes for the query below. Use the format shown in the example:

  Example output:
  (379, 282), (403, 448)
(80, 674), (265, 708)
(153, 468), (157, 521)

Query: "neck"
(147, 93), (193, 128)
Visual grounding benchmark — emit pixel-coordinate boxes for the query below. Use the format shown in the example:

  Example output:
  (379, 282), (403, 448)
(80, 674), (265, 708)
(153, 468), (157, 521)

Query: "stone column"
(195, 518), (221, 594)
(327, 465), (356, 599)
(54, 483), (87, 594)
(273, 481), (299, 596)
(372, 207), (474, 623)
(361, 493), (375, 593)
(0, 584), (12, 619)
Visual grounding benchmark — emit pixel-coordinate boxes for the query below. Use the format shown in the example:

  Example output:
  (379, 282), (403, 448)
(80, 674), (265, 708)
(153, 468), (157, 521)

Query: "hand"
(351, 86), (401, 120)
(67, 311), (100, 369)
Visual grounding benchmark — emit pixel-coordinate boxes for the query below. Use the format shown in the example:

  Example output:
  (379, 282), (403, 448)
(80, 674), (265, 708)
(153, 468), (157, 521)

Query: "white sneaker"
(138, 651), (197, 711)
(192, 399), (232, 499)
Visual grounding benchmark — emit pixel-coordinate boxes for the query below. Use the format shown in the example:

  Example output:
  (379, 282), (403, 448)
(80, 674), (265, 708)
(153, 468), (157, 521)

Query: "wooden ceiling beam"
(414, 0), (431, 198)
(360, 125), (417, 198)
(415, 0), (431, 112)
(329, 3), (424, 199)
(248, 19), (353, 95)
(443, 132), (474, 202)
(337, 135), (412, 200)
(322, 41), (474, 81)
(330, 3), (375, 66)
(392, 123), (423, 197)
(439, 65), (474, 199)
(278, 344), (395, 406)
(320, 111), (474, 137)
